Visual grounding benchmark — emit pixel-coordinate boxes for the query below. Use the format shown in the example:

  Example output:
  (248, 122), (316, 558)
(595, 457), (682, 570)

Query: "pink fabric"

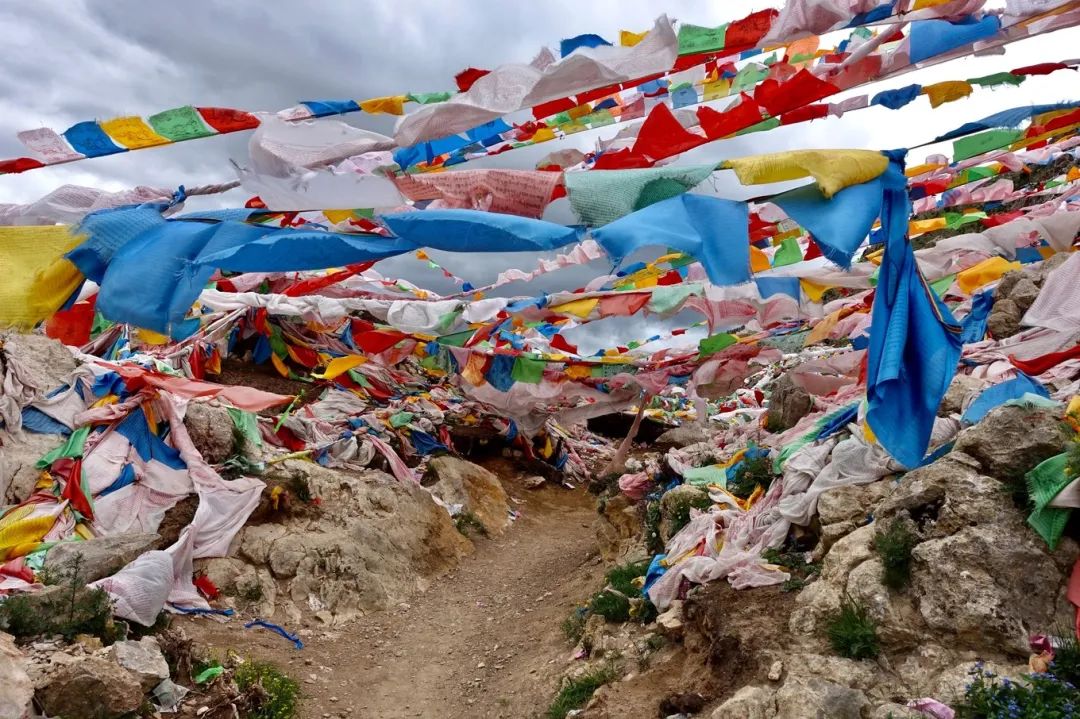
(618, 472), (652, 501)
(908, 698), (956, 719)
(391, 169), (560, 219)
(112, 365), (293, 411)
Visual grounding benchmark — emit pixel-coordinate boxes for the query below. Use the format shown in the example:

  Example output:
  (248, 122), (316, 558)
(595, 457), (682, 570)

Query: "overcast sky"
(0, 1), (1075, 351)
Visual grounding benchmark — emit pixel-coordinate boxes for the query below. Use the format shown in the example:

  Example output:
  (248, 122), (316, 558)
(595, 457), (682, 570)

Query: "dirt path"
(182, 461), (605, 719)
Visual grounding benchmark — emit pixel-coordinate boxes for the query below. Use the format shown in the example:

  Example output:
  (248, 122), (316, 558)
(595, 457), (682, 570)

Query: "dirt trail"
(182, 460), (605, 719)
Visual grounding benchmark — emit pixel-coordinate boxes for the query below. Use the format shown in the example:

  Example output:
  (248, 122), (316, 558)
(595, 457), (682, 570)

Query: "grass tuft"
(234, 660), (300, 719)
(874, 521), (918, 590)
(454, 511), (488, 538)
(728, 454), (774, 499)
(826, 597), (880, 660)
(546, 664), (617, 719)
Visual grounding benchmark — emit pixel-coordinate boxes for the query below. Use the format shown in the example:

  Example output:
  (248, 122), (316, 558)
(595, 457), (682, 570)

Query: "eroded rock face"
(36, 656), (143, 719)
(768, 375), (813, 432)
(938, 374), (987, 416)
(182, 401), (236, 465)
(0, 632), (32, 719)
(0, 431), (63, 504)
(953, 405), (1069, 481)
(232, 462), (472, 623)
(108, 637), (169, 691)
(43, 533), (160, 584)
(425, 456), (510, 536)
(710, 685), (777, 719)
(594, 493), (643, 561)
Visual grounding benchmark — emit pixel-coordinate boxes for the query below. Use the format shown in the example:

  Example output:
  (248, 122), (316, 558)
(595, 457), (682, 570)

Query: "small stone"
(768, 660), (783, 681)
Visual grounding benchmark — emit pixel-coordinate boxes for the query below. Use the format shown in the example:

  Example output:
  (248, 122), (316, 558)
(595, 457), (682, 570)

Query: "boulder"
(1009, 277), (1041, 312)
(938, 374), (987, 416)
(0, 333), (77, 394)
(655, 425), (711, 450)
(932, 660), (1029, 704)
(0, 431), (62, 504)
(43, 533), (159, 584)
(659, 484), (711, 542)
(817, 480), (889, 526)
(875, 454), (1013, 539)
(108, 637), (169, 691)
(767, 375), (813, 432)
(953, 405), (1069, 482)
(425, 456), (510, 535)
(986, 298), (1022, 339)
(182, 401), (236, 464)
(774, 678), (870, 719)
(912, 524), (1068, 655)
(0, 632), (32, 719)
(845, 557), (923, 651)
(710, 685), (777, 719)
(993, 270), (1025, 300)
(36, 656), (143, 719)
(594, 494), (643, 561)
(236, 463), (471, 623)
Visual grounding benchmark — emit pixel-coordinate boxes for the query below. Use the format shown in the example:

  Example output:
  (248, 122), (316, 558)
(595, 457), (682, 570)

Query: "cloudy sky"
(0, 1), (1075, 351)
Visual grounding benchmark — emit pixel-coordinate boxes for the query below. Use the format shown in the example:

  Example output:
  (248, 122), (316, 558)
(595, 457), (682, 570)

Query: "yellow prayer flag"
(921, 80), (973, 109)
(323, 209), (353, 224)
(957, 257), (1021, 294)
(99, 116), (170, 149)
(359, 95), (406, 115)
(551, 297), (599, 319)
(315, 355), (366, 380)
(0, 226), (85, 329)
(723, 149), (889, 198)
(620, 29), (647, 46)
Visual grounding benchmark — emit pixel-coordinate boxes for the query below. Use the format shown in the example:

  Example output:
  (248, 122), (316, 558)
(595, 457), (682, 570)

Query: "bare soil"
(181, 460), (606, 719)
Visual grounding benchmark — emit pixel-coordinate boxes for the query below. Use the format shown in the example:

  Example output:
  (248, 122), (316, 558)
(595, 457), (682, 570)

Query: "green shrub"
(826, 597), (880, 660)
(562, 608), (587, 645)
(454, 511), (488, 537)
(589, 590), (631, 623)
(763, 546), (820, 593)
(546, 664), (617, 718)
(0, 554), (115, 643)
(874, 521), (917, 590)
(1050, 630), (1080, 687)
(588, 561), (657, 624)
(645, 500), (664, 554)
(234, 660), (300, 719)
(728, 454), (774, 499)
(955, 663), (1078, 718)
(668, 492), (713, 536)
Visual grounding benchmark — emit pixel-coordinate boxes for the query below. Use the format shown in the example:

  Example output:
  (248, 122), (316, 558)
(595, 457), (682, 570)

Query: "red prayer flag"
(724, 8), (779, 52)
(455, 67), (490, 92)
(632, 103), (706, 160)
(45, 297), (96, 348)
(0, 157), (45, 174)
(780, 103), (830, 125)
(697, 95), (763, 140)
(755, 69), (837, 117)
(196, 108), (260, 133)
(1011, 62), (1073, 77)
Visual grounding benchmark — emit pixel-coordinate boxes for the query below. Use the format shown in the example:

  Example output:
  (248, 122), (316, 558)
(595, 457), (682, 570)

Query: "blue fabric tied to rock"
(961, 373), (1050, 424)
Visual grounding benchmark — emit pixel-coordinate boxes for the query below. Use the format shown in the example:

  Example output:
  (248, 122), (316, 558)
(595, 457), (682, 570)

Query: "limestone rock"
(820, 524), (875, 582)
(774, 677), (870, 719)
(655, 425), (710, 450)
(817, 480), (889, 526)
(767, 375), (813, 432)
(44, 533), (159, 584)
(953, 405), (1069, 482)
(846, 557), (922, 651)
(710, 685), (777, 719)
(0, 333), (77, 394)
(0, 430), (63, 504)
(659, 485), (711, 543)
(993, 270), (1025, 300)
(871, 704), (924, 719)
(876, 454), (1013, 540)
(237, 463), (471, 622)
(933, 660), (1029, 704)
(655, 600), (684, 639)
(987, 298), (1022, 339)
(183, 401), (236, 464)
(1009, 277), (1041, 312)
(36, 656), (143, 719)
(594, 494), (643, 561)
(912, 524), (1067, 655)
(425, 456), (510, 535)
(0, 632), (32, 719)
(938, 374), (987, 416)
(108, 637), (169, 691)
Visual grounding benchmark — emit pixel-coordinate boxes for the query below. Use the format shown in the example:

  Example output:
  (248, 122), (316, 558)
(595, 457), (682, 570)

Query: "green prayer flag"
(683, 465), (728, 487)
(698, 333), (737, 358)
(737, 117), (781, 135)
(677, 23), (728, 55)
(772, 237), (803, 267)
(228, 408), (263, 448)
(953, 129), (1023, 161)
(37, 427), (91, 468)
(407, 91), (453, 105)
(930, 274), (955, 298)
(1026, 453), (1073, 549)
(347, 369), (371, 388)
(732, 64), (769, 93)
(147, 106), (214, 141)
(390, 411), (414, 428)
(648, 283), (701, 314)
(510, 355), (545, 384)
(437, 330), (473, 347)
(968, 72), (1025, 88)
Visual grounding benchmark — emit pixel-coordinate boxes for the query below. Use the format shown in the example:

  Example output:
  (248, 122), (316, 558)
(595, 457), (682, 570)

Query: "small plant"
(546, 664), (617, 719)
(286, 471), (312, 503)
(763, 412), (787, 434)
(1049, 629), (1080, 687)
(0, 554), (115, 643)
(763, 546), (820, 593)
(644, 500), (664, 554)
(588, 561), (657, 624)
(234, 660), (300, 719)
(233, 580), (265, 607)
(955, 663), (1079, 718)
(728, 454), (774, 499)
(826, 597), (880, 660)
(874, 520), (918, 590)
(667, 492), (713, 536)
(454, 511), (488, 537)
(562, 608), (587, 645)
(589, 590), (632, 623)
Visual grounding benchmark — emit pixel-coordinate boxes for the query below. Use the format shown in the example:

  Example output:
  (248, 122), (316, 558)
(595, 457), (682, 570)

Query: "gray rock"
(953, 405), (1069, 482)
(710, 685), (777, 719)
(36, 656), (143, 719)
(43, 533), (159, 584)
(1009, 277), (1041, 312)
(912, 524), (1066, 655)
(655, 425), (711, 450)
(987, 298), (1022, 339)
(0, 632), (32, 719)
(183, 401), (236, 464)
(938, 374), (987, 416)
(817, 480), (890, 526)
(876, 454), (1014, 539)
(1032, 251), (1072, 284)
(871, 704), (924, 719)
(767, 375), (813, 432)
(775, 678), (870, 719)
(426, 456), (510, 536)
(659, 484), (711, 542)
(0, 430), (64, 504)
(109, 637), (169, 691)
(933, 660), (1029, 704)
(993, 270), (1025, 300)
